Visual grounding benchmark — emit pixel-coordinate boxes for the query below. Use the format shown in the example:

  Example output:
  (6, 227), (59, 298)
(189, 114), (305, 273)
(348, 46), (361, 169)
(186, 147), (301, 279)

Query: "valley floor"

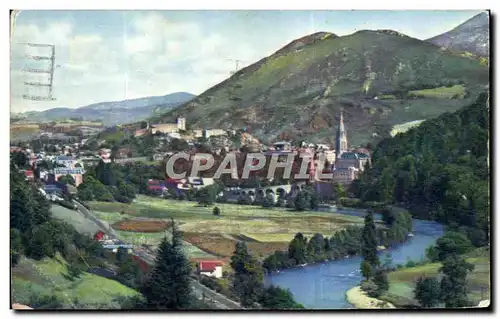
(86, 195), (364, 260)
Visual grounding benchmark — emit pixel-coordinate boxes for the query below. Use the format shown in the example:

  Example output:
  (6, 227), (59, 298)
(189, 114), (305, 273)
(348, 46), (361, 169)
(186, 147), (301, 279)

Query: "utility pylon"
(226, 59), (245, 75)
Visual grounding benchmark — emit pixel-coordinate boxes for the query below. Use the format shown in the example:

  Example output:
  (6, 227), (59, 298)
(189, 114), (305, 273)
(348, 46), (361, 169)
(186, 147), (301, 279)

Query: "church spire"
(335, 109), (348, 159)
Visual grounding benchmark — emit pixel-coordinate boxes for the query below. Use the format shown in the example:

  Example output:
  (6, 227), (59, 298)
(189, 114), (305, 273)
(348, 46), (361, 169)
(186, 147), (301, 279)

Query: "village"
(10, 110), (373, 280)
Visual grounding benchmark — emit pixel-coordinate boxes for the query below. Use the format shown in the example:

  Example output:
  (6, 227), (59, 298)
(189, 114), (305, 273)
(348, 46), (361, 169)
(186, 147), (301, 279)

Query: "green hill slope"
(155, 30), (489, 146)
(11, 254), (140, 309)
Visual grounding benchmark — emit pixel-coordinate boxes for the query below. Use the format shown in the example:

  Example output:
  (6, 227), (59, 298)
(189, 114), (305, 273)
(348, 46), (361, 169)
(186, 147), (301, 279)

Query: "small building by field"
(196, 260), (224, 278)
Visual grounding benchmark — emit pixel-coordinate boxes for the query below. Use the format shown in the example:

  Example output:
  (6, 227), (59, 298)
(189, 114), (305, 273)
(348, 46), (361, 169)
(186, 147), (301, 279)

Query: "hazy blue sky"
(11, 10), (484, 112)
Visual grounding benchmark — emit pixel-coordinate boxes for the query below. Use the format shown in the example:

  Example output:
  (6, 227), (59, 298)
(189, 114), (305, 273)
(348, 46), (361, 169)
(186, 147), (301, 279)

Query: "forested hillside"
(351, 92), (490, 247)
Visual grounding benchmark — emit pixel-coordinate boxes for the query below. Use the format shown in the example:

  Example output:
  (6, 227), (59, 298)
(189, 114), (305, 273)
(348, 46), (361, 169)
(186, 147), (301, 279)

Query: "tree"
(77, 186), (94, 201)
(197, 185), (217, 206)
(288, 233), (308, 265)
(10, 228), (23, 266)
(427, 231), (474, 262)
(230, 241), (263, 307)
(307, 233), (325, 260)
(439, 254), (474, 308)
(213, 206), (221, 216)
(10, 169), (51, 233)
(58, 174), (76, 186)
(261, 193), (275, 208)
(259, 285), (304, 309)
(116, 246), (129, 264)
(11, 151), (28, 168)
(336, 183), (346, 199)
(361, 212), (379, 278)
(294, 192), (309, 211)
(414, 277), (441, 308)
(140, 219), (193, 309)
(360, 260), (373, 279)
(25, 224), (56, 260)
(372, 268), (389, 297)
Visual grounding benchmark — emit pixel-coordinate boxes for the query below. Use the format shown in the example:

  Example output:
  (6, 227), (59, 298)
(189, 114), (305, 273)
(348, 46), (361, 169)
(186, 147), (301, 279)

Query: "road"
(72, 199), (243, 310)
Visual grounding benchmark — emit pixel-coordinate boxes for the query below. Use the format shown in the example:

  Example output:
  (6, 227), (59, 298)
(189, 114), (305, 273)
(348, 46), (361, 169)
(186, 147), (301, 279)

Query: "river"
(263, 208), (445, 309)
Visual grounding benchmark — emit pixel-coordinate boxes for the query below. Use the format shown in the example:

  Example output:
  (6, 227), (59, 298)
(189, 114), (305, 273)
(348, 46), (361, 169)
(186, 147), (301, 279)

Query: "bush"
(361, 279), (379, 298)
(213, 206), (221, 216)
(57, 200), (77, 210)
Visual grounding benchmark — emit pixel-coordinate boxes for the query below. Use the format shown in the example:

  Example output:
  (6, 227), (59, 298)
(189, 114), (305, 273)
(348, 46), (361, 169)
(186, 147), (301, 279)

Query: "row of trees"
(77, 161), (163, 203)
(263, 209), (412, 272)
(351, 92), (490, 247)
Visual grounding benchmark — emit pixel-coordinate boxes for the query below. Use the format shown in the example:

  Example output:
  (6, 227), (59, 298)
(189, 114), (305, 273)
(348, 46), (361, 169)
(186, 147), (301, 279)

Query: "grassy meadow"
(11, 254), (139, 308)
(408, 84), (466, 99)
(380, 248), (491, 307)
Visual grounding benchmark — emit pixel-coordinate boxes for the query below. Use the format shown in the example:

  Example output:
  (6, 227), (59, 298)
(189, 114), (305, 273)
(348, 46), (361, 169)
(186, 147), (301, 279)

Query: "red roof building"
(196, 259), (224, 278)
(94, 231), (106, 241)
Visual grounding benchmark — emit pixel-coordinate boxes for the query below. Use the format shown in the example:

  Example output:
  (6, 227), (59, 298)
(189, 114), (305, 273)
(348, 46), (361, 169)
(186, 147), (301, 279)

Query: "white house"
(198, 260), (224, 278)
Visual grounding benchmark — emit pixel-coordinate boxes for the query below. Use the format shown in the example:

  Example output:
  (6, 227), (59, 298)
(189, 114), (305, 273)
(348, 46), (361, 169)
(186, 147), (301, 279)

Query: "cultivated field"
(86, 195), (363, 260)
(112, 219), (170, 233)
(11, 254), (139, 308)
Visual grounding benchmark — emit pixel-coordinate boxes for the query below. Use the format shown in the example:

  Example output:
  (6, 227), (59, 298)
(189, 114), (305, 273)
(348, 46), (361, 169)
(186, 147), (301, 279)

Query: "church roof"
(340, 152), (359, 159)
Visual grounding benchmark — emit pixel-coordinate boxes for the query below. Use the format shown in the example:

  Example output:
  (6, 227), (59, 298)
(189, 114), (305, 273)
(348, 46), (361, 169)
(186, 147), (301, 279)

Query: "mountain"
(79, 92), (195, 111)
(426, 12), (490, 57)
(17, 92), (195, 126)
(154, 30), (489, 147)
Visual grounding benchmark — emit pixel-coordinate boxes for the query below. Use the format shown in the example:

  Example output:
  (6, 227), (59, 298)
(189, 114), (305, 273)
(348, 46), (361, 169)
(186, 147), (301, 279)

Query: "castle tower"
(335, 110), (348, 159)
(177, 117), (186, 131)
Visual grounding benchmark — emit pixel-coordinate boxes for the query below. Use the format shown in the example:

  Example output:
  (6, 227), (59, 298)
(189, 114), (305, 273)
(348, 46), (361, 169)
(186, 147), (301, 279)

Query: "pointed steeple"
(335, 109), (348, 159)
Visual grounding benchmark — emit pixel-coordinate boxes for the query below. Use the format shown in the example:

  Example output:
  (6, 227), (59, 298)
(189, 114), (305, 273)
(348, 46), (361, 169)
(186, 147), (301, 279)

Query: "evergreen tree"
(361, 212), (379, 278)
(230, 241), (263, 307)
(439, 254), (474, 308)
(414, 277), (441, 308)
(372, 268), (389, 297)
(140, 219), (193, 309)
(360, 260), (373, 279)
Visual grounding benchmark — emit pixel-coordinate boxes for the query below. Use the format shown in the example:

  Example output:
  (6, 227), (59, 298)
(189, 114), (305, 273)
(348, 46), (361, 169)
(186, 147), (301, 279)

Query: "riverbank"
(346, 286), (395, 309)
